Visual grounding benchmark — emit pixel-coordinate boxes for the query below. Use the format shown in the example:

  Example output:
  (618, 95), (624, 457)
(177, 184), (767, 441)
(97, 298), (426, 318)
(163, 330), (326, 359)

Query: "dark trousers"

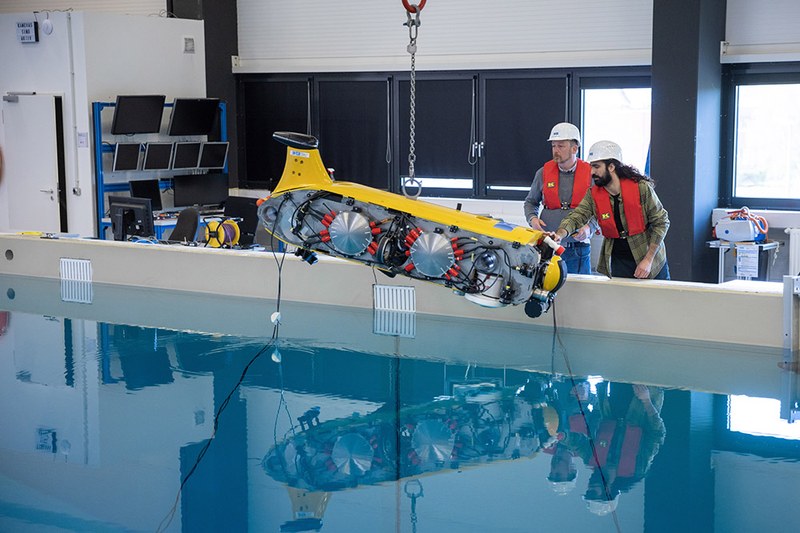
(561, 243), (592, 275)
(611, 255), (670, 279)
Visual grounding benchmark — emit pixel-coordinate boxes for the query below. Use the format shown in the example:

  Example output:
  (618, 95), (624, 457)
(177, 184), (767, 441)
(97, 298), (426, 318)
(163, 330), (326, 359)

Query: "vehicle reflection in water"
(262, 371), (666, 530)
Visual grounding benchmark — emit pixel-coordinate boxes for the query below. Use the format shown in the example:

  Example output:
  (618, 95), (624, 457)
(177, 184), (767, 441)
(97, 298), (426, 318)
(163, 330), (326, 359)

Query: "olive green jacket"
(558, 180), (669, 278)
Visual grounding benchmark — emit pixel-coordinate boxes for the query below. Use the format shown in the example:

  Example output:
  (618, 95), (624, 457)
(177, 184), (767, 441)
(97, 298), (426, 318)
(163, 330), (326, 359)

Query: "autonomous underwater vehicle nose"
(257, 132), (566, 317)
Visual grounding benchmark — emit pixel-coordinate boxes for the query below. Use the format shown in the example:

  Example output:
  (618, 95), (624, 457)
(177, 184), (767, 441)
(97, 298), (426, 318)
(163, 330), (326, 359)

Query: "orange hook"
(402, 0), (427, 14)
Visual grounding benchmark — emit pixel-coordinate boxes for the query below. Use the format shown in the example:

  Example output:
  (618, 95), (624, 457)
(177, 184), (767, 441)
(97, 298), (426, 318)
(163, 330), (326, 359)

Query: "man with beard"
(552, 140), (670, 279)
(523, 122), (596, 274)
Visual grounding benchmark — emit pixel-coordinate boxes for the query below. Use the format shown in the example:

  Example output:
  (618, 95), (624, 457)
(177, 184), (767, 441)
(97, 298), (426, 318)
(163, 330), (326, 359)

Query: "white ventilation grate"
(373, 285), (415, 312)
(373, 309), (416, 338)
(373, 285), (416, 338)
(60, 258), (93, 304)
(60, 258), (92, 282)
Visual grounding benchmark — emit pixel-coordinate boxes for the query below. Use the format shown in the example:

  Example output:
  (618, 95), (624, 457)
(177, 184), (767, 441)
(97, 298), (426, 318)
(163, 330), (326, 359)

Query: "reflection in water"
(1, 277), (800, 532)
(263, 373), (666, 529)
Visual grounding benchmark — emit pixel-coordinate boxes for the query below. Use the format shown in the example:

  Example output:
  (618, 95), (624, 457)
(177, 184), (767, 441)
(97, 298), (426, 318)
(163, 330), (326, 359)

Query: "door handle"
(39, 189), (54, 194)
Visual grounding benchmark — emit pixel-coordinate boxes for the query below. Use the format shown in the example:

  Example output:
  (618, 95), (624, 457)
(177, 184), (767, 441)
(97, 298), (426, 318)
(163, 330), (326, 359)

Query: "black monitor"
(111, 95), (165, 135)
(173, 173), (229, 209)
(171, 142), (201, 170)
(142, 142), (174, 171)
(223, 196), (259, 247)
(198, 142), (228, 169)
(108, 195), (155, 241)
(112, 143), (141, 171)
(167, 98), (220, 136)
(129, 179), (163, 211)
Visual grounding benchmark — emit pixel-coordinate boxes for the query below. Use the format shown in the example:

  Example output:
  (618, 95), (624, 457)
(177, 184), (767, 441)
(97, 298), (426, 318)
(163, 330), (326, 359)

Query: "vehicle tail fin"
(272, 132), (332, 194)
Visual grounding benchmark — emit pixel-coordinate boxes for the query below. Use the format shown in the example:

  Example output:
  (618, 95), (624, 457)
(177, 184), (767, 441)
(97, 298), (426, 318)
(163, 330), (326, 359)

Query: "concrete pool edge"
(0, 233), (787, 349)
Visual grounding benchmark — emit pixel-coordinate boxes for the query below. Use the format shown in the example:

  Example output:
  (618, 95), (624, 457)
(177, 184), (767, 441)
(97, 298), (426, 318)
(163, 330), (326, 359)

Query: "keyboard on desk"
(155, 207), (223, 220)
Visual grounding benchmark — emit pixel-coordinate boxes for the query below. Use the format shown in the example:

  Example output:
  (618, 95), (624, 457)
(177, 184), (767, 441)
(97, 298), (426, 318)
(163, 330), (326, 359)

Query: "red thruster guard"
(404, 262), (415, 272)
(405, 227), (422, 248)
(451, 238), (464, 261)
(367, 221), (381, 255)
(321, 210), (337, 228)
(319, 229), (330, 243)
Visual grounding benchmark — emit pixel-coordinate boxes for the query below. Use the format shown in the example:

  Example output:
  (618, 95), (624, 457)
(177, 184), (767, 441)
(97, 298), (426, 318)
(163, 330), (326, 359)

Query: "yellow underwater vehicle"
(257, 132), (566, 317)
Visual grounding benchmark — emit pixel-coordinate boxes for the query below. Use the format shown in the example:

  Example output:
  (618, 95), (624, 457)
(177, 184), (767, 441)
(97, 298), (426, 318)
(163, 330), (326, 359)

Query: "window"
(728, 395), (800, 440)
(398, 77), (475, 196)
(733, 83), (800, 200)
(482, 74), (568, 199)
(581, 87), (652, 173)
(318, 79), (391, 189)
(241, 79), (310, 190)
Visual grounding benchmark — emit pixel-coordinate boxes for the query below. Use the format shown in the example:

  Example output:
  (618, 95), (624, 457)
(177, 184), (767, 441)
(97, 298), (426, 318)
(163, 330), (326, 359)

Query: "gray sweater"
(523, 163), (597, 244)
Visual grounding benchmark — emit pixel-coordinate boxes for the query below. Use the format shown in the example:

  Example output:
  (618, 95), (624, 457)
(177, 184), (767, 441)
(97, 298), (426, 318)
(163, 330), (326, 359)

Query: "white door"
(2, 94), (63, 232)
(9, 312), (68, 388)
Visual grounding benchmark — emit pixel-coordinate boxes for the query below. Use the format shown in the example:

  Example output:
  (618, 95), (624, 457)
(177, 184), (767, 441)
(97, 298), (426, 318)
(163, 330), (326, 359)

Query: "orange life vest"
(566, 414), (642, 476)
(591, 420), (643, 477)
(591, 179), (646, 238)
(542, 159), (592, 210)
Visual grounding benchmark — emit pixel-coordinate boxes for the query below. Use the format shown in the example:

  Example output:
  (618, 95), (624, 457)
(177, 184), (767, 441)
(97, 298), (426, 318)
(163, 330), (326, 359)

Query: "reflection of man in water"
(543, 378), (596, 495)
(547, 442), (580, 495)
(582, 382), (666, 515)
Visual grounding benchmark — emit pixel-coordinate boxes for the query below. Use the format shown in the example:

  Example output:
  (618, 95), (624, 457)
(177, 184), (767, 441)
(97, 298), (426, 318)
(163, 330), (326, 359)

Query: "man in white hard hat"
(524, 122), (596, 274)
(581, 381), (666, 517)
(553, 140), (670, 279)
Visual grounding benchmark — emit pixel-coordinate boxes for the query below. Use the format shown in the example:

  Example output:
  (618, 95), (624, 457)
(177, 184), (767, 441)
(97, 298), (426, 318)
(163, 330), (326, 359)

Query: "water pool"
(0, 274), (798, 533)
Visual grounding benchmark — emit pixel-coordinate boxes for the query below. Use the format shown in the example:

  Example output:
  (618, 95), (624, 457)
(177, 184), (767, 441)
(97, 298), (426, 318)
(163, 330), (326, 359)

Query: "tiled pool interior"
(0, 275), (799, 532)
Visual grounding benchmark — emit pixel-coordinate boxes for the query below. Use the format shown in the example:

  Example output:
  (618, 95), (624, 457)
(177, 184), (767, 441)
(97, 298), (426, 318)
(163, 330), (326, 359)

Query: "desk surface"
(706, 239), (778, 250)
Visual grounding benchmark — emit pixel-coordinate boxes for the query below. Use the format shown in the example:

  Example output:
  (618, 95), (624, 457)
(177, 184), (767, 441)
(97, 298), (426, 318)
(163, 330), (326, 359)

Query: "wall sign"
(17, 21), (39, 43)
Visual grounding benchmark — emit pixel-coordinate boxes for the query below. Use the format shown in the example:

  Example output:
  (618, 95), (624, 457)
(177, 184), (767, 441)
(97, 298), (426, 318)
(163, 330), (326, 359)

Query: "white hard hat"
(549, 478), (577, 495)
(548, 122), (581, 144)
(586, 140), (623, 163)
(584, 493), (620, 516)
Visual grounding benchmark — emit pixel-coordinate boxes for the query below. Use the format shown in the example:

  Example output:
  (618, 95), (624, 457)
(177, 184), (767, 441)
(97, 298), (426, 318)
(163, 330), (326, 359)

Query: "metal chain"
(403, 7), (422, 198)
(409, 49), (416, 179)
(404, 479), (423, 533)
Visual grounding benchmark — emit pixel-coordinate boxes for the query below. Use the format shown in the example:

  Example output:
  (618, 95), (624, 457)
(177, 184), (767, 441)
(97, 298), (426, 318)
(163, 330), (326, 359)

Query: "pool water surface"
(0, 275), (798, 533)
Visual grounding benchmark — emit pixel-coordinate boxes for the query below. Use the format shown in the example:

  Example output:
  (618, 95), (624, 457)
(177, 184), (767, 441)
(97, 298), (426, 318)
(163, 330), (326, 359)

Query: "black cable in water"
(158, 210), (288, 532)
(156, 335), (276, 533)
(550, 300), (622, 533)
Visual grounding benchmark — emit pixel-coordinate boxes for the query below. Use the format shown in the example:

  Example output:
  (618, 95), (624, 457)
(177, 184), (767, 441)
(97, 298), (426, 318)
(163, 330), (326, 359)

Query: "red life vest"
(542, 159), (592, 210)
(591, 420), (643, 477)
(591, 179), (646, 238)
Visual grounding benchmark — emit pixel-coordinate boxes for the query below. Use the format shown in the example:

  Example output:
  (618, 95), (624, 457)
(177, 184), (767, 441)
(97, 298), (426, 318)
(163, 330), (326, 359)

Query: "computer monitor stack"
(118, 141), (227, 172)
